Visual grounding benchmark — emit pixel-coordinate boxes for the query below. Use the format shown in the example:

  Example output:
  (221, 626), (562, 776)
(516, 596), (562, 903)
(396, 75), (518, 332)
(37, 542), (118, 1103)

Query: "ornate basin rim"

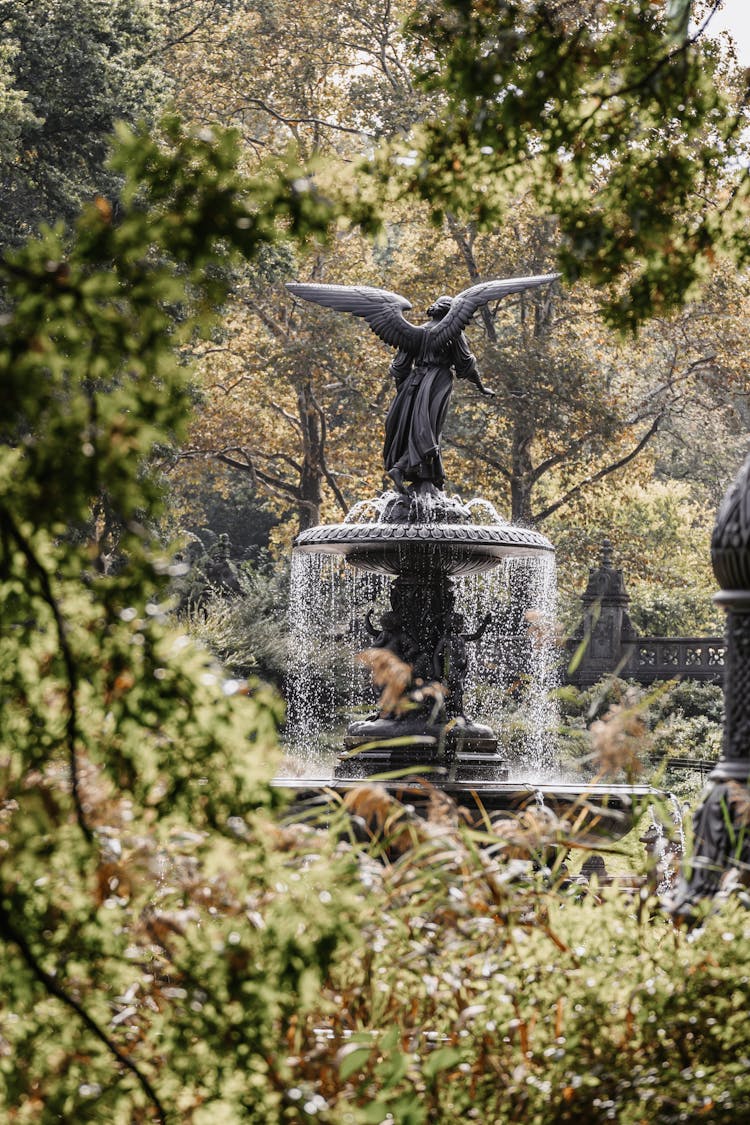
(293, 521), (554, 576)
(294, 521), (554, 552)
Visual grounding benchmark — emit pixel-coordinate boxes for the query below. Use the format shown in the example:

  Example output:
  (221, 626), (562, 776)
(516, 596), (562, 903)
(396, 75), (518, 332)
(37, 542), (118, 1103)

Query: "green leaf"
(338, 1043), (372, 1081)
(422, 1046), (463, 1080)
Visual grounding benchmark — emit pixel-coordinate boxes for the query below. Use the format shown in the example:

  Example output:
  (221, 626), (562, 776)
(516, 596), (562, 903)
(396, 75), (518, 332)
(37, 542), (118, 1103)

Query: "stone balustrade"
(622, 636), (725, 683)
(566, 540), (725, 686)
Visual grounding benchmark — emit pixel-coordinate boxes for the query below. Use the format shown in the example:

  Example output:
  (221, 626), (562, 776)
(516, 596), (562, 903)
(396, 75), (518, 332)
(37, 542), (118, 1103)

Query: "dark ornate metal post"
(670, 453), (750, 917)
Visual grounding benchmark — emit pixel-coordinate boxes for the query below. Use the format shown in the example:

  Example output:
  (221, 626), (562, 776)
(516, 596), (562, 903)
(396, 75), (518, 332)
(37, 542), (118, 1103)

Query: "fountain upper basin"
(294, 521), (554, 577)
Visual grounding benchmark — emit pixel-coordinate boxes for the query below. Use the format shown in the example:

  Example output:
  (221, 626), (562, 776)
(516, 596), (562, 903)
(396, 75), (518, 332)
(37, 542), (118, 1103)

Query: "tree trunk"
(296, 381), (324, 531)
(510, 417), (536, 524)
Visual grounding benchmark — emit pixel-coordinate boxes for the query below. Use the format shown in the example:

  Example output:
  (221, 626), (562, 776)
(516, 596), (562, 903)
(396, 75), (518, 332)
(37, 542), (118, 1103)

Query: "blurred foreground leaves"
(390, 0), (750, 329)
(0, 117), (365, 1120)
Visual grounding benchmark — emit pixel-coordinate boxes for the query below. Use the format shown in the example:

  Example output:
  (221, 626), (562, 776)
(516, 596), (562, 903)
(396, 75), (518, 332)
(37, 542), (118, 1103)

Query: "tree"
(158, 1), (421, 533)
(168, 187), (750, 542)
(548, 470), (722, 635)
(0, 118), (368, 1119)
(388, 0), (750, 328)
(441, 211), (750, 524)
(165, 0), (428, 161)
(168, 235), (392, 533)
(0, 0), (169, 248)
(3, 28), (750, 1121)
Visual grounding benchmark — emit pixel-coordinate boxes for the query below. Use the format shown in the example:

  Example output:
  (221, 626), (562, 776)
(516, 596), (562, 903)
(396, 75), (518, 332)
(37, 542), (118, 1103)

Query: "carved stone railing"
(622, 636), (725, 684)
(567, 540), (725, 686)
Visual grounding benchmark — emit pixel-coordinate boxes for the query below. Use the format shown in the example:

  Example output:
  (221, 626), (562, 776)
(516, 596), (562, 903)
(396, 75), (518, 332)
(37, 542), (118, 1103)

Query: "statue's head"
(427, 295), (453, 320)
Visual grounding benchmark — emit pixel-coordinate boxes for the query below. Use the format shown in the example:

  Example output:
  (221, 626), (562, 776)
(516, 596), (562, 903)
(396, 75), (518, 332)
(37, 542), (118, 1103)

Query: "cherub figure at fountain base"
(339, 713), (503, 782)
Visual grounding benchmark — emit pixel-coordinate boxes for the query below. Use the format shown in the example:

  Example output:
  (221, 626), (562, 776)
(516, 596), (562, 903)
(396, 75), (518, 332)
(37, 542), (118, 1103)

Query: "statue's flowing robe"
(383, 329), (479, 488)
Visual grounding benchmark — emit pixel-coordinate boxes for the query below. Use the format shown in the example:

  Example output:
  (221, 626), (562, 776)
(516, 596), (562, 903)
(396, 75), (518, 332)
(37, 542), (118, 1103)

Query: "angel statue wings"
(286, 274), (558, 494)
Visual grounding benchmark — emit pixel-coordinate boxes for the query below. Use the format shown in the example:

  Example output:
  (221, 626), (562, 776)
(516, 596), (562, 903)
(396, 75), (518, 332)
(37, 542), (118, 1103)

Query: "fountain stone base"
(339, 715), (504, 782)
(284, 486), (656, 844)
(274, 776), (656, 843)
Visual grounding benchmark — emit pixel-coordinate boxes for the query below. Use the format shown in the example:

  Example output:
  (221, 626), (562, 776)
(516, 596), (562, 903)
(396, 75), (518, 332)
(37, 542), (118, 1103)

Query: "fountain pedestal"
(339, 721), (502, 782)
(282, 485), (657, 844)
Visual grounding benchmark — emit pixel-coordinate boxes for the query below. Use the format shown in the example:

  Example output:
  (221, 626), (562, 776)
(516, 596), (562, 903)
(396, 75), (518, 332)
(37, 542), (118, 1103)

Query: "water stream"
(284, 545), (560, 778)
(647, 798), (686, 894)
(456, 553), (559, 779)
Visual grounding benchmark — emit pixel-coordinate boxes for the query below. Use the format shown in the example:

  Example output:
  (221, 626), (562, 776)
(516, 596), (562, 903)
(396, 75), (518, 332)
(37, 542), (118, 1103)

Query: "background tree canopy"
(2, 0), (748, 612)
(391, 0), (750, 329)
(0, 0), (170, 248)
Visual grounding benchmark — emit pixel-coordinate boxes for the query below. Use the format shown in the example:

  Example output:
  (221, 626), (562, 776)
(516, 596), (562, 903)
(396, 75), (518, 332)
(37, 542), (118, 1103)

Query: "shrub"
(185, 562), (291, 686)
(553, 678), (725, 790)
(629, 586), (722, 637)
(284, 791), (750, 1125)
(654, 679), (724, 725)
(652, 714), (723, 762)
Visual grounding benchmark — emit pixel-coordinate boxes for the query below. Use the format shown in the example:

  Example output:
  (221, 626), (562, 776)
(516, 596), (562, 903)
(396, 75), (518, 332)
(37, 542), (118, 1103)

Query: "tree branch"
(0, 509), (91, 842)
(446, 213), (497, 342)
(212, 453), (307, 504)
(238, 98), (377, 140)
(258, 451), (302, 475)
(154, 0), (222, 54)
(243, 297), (289, 340)
(533, 414), (663, 523)
(443, 436), (513, 482)
(306, 386), (348, 514)
(0, 903), (167, 1122)
(269, 400), (304, 434)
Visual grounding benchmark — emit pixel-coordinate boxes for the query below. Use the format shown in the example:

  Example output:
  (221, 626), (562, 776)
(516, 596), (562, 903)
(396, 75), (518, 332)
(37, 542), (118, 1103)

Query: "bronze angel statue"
(286, 274), (558, 493)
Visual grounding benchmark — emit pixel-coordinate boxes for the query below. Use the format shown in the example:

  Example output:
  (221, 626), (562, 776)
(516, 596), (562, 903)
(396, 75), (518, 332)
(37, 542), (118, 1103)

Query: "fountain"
(293, 485), (554, 779)
(277, 274), (653, 838)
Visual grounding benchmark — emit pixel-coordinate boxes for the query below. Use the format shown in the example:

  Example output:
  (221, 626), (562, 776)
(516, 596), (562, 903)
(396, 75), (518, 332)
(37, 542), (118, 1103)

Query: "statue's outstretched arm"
(453, 334), (496, 397)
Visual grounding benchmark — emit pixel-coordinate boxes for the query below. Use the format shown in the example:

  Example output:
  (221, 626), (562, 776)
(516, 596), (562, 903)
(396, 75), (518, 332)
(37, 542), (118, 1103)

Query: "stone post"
(669, 453), (750, 916)
(569, 539), (637, 685)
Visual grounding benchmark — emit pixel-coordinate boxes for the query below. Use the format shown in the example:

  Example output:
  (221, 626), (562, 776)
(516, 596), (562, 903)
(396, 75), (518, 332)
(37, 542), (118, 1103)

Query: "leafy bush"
(277, 788), (750, 1125)
(653, 680), (724, 725)
(554, 678), (725, 787)
(185, 562), (291, 686)
(0, 116), (365, 1121)
(651, 714), (723, 762)
(629, 586), (722, 637)
(555, 678), (723, 735)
